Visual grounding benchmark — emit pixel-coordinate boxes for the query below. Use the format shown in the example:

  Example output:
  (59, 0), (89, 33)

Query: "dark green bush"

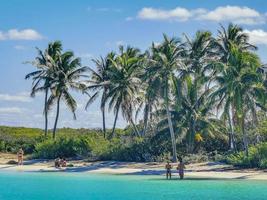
(227, 142), (267, 168)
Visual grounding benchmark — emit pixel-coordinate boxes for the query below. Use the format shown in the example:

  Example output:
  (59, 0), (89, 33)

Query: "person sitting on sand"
(177, 158), (186, 180)
(165, 161), (172, 179)
(61, 158), (67, 167)
(17, 148), (24, 165)
(55, 157), (61, 168)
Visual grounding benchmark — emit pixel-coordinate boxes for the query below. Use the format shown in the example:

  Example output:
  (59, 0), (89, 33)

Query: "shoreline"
(0, 158), (267, 180)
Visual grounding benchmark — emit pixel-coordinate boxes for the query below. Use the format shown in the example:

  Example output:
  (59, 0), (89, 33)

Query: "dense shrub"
(227, 142), (267, 168)
(0, 126), (43, 153)
(34, 134), (109, 159)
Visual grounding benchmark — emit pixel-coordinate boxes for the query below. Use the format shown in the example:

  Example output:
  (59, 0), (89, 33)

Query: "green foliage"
(0, 126), (44, 153)
(34, 133), (109, 159)
(227, 142), (267, 168)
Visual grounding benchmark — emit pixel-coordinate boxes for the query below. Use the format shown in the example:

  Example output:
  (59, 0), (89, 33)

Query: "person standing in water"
(177, 158), (185, 179)
(17, 148), (24, 165)
(165, 161), (172, 179)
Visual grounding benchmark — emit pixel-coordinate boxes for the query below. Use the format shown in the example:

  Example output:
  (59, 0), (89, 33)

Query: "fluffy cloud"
(0, 29), (43, 41)
(244, 29), (267, 45)
(198, 6), (264, 25)
(137, 7), (203, 21)
(0, 93), (32, 102)
(136, 6), (266, 25)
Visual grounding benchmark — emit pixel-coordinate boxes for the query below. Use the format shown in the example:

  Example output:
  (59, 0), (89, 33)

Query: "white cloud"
(197, 6), (265, 25)
(0, 107), (23, 114)
(137, 7), (195, 21)
(0, 29), (43, 41)
(136, 6), (266, 25)
(0, 93), (32, 102)
(244, 29), (267, 45)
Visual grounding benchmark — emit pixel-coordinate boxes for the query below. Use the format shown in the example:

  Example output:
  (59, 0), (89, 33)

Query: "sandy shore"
(0, 153), (267, 180)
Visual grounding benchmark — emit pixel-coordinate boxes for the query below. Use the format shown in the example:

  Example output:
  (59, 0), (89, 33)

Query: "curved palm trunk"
(101, 106), (106, 138)
(166, 105), (177, 162)
(52, 94), (61, 139)
(44, 88), (48, 137)
(228, 106), (235, 151)
(111, 108), (119, 138)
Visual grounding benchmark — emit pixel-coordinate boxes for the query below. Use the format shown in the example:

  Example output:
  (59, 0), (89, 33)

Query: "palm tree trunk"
(130, 119), (140, 137)
(52, 94), (61, 139)
(143, 119), (148, 137)
(166, 104), (177, 162)
(44, 88), (48, 137)
(241, 115), (249, 156)
(188, 120), (195, 153)
(101, 106), (106, 138)
(228, 106), (235, 151)
(111, 108), (119, 138)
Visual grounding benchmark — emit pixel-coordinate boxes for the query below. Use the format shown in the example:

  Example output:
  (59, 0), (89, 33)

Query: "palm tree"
(25, 41), (62, 137)
(145, 35), (185, 162)
(214, 24), (258, 150)
(216, 23), (257, 63)
(47, 51), (88, 139)
(212, 45), (265, 156)
(84, 52), (115, 138)
(105, 46), (143, 137)
(173, 31), (218, 153)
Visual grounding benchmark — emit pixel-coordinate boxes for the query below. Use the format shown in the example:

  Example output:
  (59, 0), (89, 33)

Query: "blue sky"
(0, 0), (267, 129)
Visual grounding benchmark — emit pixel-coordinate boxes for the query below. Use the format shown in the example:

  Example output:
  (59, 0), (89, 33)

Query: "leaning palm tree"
(84, 52), (115, 138)
(25, 41), (62, 137)
(105, 46), (143, 137)
(145, 34), (185, 162)
(47, 51), (88, 139)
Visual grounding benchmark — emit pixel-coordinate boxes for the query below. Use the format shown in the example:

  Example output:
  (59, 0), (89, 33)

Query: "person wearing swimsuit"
(177, 158), (185, 180)
(165, 162), (172, 179)
(17, 148), (24, 165)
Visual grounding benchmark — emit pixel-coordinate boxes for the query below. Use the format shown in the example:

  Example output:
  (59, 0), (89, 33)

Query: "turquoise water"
(0, 172), (267, 200)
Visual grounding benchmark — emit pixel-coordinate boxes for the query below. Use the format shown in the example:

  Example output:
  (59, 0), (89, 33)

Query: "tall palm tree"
(25, 41), (62, 137)
(214, 24), (257, 150)
(145, 35), (185, 162)
(47, 51), (88, 139)
(105, 46), (143, 137)
(173, 31), (217, 153)
(84, 52), (115, 138)
(212, 45), (265, 156)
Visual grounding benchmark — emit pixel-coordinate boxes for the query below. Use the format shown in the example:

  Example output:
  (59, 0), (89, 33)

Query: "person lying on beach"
(177, 158), (185, 180)
(17, 148), (24, 165)
(165, 162), (172, 179)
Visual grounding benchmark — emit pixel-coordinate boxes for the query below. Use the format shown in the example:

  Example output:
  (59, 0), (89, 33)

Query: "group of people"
(54, 157), (67, 168)
(165, 158), (185, 180)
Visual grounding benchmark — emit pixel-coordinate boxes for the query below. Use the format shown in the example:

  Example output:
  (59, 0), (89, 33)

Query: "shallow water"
(0, 172), (266, 200)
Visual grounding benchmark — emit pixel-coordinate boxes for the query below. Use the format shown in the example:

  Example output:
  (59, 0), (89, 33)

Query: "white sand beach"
(0, 153), (266, 180)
